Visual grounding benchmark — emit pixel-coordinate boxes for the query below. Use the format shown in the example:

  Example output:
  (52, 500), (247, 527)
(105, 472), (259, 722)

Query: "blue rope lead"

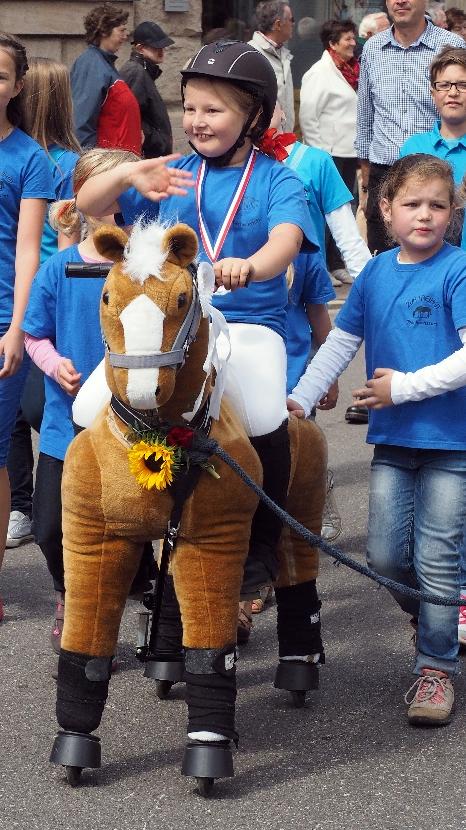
(199, 436), (463, 609)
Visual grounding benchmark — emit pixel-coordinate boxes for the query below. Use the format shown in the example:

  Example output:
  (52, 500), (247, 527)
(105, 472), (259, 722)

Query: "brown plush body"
(53, 221), (326, 783)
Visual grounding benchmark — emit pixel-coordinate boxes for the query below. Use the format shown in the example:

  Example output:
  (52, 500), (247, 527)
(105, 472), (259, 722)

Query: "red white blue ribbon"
(195, 149), (257, 263)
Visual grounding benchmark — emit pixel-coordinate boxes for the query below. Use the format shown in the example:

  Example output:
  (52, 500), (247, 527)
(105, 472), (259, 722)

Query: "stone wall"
(1, 0), (203, 149)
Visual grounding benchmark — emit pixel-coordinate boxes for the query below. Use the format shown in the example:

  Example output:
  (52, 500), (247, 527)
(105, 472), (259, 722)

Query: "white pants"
(222, 323), (288, 437)
(73, 322), (288, 438)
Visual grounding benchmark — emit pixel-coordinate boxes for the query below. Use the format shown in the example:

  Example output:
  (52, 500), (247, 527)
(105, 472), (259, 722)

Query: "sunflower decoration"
(128, 438), (180, 491)
(127, 425), (219, 491)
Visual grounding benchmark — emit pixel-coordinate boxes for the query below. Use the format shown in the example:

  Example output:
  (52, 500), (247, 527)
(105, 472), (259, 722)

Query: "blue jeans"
(367, 444), (466, 678)
(0, 324), (31, 468)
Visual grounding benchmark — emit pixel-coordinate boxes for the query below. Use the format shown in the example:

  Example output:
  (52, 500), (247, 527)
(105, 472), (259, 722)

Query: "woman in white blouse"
(300, 19), (359, 282)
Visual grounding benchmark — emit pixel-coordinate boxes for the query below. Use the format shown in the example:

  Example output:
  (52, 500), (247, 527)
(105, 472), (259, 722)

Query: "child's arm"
(287, 327), (362, 417)
(76, 155), (195, 217)
(353, 329), (466, 409)
(307, 304), (339, 410)
(325, 203), (371, 280)
(24, 334), (81, 396)
(213, 223), (303, 290)
(0, 199), (46, 379)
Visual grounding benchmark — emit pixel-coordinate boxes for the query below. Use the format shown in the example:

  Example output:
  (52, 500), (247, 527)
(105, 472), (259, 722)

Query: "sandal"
(237, 601), (253, 645)
(251, 585), (274, 614)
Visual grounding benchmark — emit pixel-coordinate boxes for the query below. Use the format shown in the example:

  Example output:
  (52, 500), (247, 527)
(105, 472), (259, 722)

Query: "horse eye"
(178, 292), (187, 309)
(102, 291), (109, 305)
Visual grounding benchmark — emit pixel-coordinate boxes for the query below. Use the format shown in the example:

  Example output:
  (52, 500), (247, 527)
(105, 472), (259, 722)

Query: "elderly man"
(359, 12), (390, 40)
(249, 1), (295, 129)
(357, 0), (463, 255)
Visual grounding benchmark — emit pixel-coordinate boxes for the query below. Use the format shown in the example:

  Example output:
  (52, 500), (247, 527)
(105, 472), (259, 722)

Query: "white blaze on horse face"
(120, 294), (165, 409)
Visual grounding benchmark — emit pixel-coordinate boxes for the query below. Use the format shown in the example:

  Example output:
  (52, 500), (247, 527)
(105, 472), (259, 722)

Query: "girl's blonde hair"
(49, 148), (139, 237)
(20, 57), (81, 154)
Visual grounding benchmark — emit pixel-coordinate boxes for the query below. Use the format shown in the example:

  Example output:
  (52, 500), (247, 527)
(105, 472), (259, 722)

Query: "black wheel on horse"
(155, 679), (174, 699)
(65, 765), (83, 786)
(290, 690), (306, 708)
(196, 776), (215, 797)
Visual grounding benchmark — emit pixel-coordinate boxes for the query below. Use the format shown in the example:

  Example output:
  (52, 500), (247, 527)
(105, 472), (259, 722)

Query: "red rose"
(166, 427), (194, 448)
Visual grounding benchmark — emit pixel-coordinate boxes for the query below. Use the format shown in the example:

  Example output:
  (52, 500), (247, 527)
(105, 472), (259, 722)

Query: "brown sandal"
(237, 601), (253, 644)
(251, 585), (273, 614)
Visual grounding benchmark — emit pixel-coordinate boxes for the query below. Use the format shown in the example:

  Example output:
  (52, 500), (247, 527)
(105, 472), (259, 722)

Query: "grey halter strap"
(108, 274), (202, 371)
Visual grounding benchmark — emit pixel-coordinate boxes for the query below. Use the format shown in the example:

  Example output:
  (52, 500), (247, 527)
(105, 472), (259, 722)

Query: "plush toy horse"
(49, 220), (327, 796)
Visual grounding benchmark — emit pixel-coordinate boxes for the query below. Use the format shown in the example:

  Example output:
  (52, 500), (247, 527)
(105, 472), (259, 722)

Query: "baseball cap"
(131, 21), (174, 49)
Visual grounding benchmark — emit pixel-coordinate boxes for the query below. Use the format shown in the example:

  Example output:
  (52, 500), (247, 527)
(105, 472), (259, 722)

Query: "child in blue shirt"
(22, 148), (138, 651)
(6, 56), (81, 551)
(0, 33), (55, 621)
(288, 154), (466, 727)
(75, 41), (318, 612)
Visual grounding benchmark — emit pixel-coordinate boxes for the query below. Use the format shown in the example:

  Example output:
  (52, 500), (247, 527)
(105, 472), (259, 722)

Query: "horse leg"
(274, 420), (327, 706)
(144, 569), (185, 696)
(50, 432), (143, 783)
(171, 534), (248, 793)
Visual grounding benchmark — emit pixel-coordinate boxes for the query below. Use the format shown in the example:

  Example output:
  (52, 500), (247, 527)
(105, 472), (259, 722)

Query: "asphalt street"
(1, 336), (465, 830)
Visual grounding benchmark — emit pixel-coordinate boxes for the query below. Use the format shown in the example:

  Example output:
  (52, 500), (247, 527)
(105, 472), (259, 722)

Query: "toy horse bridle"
(106, 265), (202, 372)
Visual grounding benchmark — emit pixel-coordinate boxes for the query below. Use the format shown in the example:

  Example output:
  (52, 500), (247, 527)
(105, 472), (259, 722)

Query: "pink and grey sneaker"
(458, 595), (466, 648)
(404, 668), (454, 726)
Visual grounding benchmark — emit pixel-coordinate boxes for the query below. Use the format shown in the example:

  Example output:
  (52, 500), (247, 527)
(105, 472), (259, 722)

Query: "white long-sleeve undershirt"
(325, 203), (371, 280)
(290, 326), (466, 417)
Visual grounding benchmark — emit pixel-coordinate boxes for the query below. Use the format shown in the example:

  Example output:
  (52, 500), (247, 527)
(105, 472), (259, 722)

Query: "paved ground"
(1, 338), (465, 830)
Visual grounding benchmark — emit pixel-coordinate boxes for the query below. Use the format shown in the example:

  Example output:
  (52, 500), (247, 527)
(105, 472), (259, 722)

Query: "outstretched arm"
(76, 155), (195, 217)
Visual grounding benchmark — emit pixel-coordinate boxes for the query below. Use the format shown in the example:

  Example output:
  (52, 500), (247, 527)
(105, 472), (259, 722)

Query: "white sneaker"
(331, 268), (353, 285)
(6, 511), (34, 548)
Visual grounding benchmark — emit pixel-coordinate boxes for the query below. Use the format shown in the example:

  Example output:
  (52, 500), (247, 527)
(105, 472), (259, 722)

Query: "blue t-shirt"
(399, 122), (466, 248)
(284, 141), (353, 258)
(22, 246), (105, 460)
(335, 243), (466, 450)
(118, 151), (318, 341)
(0, 128), (55, 325)
(40, 145), (79, 263)
(286, 251), (335, 393)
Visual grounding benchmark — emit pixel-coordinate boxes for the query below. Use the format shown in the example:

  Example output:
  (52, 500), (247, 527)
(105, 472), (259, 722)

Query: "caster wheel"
(290, 690), (306, 708)
(155, 679), (173, 699)
(65, 765), (83, 787)
(196, 776), (214, 797)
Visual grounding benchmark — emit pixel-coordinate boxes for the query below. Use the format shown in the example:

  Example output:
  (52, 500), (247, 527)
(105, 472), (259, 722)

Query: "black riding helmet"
(181, 40), (278, 167)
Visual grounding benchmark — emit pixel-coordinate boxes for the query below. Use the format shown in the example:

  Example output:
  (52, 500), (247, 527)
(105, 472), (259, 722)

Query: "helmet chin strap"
(190, 105), (261, 168)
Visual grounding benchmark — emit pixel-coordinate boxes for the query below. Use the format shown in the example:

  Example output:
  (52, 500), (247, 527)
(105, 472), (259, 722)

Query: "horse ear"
(93, 225), (128, 262)
(163, 223), (198, 267)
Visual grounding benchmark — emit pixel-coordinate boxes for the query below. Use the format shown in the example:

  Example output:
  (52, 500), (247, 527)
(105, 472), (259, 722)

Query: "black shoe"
(345, 405), (368, 424)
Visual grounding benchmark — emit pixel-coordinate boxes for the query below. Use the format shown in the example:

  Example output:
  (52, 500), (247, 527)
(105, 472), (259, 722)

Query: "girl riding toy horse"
(49, 219), (327, 795)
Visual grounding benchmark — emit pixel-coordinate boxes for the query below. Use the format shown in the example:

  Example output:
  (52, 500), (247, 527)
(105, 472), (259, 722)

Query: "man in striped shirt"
(356, 0), (463, 254)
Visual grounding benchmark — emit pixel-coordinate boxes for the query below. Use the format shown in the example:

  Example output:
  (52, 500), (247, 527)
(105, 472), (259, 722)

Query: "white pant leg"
(223, 323), (288, 437)
(72, 358), (111, 428)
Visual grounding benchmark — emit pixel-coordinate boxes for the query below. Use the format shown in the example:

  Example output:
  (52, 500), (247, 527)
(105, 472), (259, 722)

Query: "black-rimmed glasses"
(432, 80), (466, 92)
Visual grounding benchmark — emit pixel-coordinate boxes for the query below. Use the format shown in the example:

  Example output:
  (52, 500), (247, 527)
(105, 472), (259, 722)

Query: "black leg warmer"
(241, 420), (291, 596)
(275, 580), (324, 662)
(185, 646), (238, 743)
(154, 573), (183, 658)
(56, 649), (112, 734)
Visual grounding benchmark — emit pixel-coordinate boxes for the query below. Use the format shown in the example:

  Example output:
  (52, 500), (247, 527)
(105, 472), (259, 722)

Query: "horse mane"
(122, 218), (171, 285)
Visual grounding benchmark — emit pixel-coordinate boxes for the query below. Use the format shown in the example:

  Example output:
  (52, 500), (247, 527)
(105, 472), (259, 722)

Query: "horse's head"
(94, 220), (212, 412)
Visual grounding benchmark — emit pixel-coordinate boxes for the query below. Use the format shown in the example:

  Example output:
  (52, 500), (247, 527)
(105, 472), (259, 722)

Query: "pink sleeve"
(24, 333), (63, 382)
